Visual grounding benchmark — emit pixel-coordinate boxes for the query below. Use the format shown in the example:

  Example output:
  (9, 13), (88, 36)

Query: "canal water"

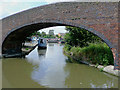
(2, 43), (118, 88)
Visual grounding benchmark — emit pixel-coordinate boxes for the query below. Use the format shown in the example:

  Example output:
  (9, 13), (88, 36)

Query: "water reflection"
(37, 48), (47, 59)
(38, 49), (47, 56)
(31, 44), (68, 88)
(48, 43), (54, 46)
(2, 43), (118, 88)
(63, 63), (118, 88)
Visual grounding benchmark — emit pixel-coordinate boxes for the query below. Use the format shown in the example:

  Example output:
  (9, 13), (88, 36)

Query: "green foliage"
(56, 34), (62, 38)
(29, 31), (56, 38)
(95, 63), (99, 68)
(29, 31), (41, 37)
(41, 32), (46, 37)
(63, 26), (114, 66)
(64, 26), (102, 47)
(100, 67), (104, 72)
(63, 43), (114, 66)
(63, 43), (72, 51)
(25, 48), (29, 50)
(43, 34), (55, 38)
(56, 35), (59, 38)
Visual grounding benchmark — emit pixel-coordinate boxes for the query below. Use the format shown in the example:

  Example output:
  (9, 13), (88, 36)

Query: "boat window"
(40, 39), (43, 43)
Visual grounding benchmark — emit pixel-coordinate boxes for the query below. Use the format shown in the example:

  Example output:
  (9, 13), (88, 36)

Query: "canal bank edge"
(64, 51), (120, 77)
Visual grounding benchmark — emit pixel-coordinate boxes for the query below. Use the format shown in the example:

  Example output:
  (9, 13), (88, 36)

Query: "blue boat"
(38, 38), (47, 49)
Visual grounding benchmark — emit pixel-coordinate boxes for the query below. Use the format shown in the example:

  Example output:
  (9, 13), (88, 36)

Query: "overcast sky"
(0, 0), (79, 19)
(0, 0), (118, 19)
(39, 26), (68, 34)
(0, 0), (118, 34)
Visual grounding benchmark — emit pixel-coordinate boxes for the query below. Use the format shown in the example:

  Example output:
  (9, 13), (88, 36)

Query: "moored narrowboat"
(38, 38), (47, 49)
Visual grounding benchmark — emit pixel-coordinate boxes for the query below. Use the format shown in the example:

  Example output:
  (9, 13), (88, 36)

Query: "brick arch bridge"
(0, 2), (119, 69)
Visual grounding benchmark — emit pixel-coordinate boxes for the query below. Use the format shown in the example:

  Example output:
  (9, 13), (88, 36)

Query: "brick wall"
(1, 2), (119, 69)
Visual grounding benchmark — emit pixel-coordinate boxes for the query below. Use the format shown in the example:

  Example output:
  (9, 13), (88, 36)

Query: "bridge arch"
(0, 2), (119, 69)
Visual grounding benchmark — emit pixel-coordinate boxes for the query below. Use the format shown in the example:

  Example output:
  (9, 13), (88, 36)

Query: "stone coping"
(80, 61), (119, 77)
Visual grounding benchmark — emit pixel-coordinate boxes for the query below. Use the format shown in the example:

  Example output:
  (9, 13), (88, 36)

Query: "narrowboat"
(38, 38), (47, 49)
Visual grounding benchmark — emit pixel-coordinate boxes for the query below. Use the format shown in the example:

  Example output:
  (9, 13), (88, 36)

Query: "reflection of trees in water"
(63, 62), (118, 88)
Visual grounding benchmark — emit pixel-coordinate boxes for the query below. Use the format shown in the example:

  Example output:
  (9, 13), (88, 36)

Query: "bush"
(64, 26), (103, 47)
(25, 48), (29, 50)
(63, 43), (72, 52)
(100, 67), (104, 72)
(63, 43), (114, 66)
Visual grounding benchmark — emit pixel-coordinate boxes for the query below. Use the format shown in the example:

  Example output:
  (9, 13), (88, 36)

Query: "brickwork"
(0, 2), (119, 69)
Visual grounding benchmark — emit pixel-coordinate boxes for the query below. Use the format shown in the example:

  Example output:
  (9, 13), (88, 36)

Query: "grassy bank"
(63, 43), (114, 66)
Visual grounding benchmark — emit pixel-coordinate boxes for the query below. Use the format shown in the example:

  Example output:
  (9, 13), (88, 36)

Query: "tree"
(29, 31), (41, 37)
(56, 35), (59, 38)
(64, 33), (72, 44)
(41, 31), (46, 37)
(64, 26), (102, 47)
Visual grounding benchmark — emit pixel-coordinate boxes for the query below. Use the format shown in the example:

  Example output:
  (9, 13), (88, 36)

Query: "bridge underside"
(2, 23), (65, 56)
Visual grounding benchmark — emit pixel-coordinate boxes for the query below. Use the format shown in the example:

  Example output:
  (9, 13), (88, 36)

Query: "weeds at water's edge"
(63, 43), (114, 66)
(100, 67), (104, 72)
(25, 48), (29, 50)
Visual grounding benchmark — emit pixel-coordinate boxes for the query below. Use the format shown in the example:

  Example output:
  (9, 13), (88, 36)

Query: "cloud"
(0, 2), (29, 19)
(39, 26), (66, 34)
(0, 2), (47, 19)
(0, 0), (46, 2)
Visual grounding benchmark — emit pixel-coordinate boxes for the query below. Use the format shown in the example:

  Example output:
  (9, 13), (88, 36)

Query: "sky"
(39, 26), (68, 34)
(0, 0), (118, 34)
(0, 0), (118, 19)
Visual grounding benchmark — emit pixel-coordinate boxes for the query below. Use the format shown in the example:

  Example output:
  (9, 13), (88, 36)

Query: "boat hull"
(38, 46), (47, 49)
